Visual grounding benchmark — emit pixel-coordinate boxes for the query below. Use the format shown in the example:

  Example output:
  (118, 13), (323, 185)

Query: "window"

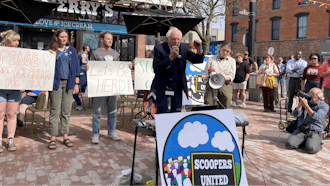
(233, 1), (238, 17)
(270, 16), (281, 40)
(295, 12), (309, 38)
(298, 0), (308, 5)
(231, 23), (238, 42)
(273, 0), (280, 9)
(211, 36), (217, 42)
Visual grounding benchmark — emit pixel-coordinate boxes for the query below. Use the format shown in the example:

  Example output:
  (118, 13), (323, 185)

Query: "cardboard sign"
(0, 46), (56, 91)
(155, 109), (248, 186)
(134, 58), (154, 90)
(87, 61), (134, 97)
(182, 55), (211, 105)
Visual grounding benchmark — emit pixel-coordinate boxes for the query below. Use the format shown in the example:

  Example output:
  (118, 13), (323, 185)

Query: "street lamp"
(238, 0), (256, 61)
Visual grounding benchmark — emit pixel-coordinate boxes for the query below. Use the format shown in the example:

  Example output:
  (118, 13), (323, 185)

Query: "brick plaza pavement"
(0, 94), (329, 185)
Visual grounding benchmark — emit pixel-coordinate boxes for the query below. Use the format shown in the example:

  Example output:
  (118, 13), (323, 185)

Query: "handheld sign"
(87, 61), (134, 97)
(156, 109), (248, 186)
(0, 46), (56, 91)
(182, 55), (211, 105)
(134, 58), (154, 90)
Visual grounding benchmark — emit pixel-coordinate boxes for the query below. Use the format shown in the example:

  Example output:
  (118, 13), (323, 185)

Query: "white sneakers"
(92, 134), (121, 144)
(232, 102), (238, 107)
(76, 105), (83, 110)
(8, 137), (16, 151)
(107, 134), (121, 141)
(92, 137), (99, 144)
(239, 103), (246, 108)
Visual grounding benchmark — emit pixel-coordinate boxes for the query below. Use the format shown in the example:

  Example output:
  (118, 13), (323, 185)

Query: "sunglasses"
(311, 58), (318, 60)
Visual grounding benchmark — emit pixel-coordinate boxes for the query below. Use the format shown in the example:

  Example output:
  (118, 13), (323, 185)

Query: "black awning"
(122, 9), (204, 36)
(318, 43), (330, 55)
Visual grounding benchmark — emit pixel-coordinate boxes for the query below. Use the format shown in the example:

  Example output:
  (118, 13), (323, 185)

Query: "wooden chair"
(24, 103), (50, 138)
(121, 90), (144, 126)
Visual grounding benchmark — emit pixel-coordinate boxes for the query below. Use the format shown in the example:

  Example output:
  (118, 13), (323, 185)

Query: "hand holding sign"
(0, 46), (56, 90)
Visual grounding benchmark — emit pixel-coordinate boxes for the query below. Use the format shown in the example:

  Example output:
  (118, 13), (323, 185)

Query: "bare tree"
(176, 0), (235, 54)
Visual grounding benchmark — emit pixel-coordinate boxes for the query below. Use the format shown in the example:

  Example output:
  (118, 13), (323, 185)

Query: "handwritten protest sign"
(134, 58), (154, 90)
(87, 61), (134, 97)
(0, 46), (56, 90)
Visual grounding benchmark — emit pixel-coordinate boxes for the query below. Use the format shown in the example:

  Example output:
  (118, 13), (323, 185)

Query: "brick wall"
(225, 0), (330, 60)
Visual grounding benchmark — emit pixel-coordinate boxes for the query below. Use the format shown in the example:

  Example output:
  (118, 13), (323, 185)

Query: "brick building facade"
(225, 0), (330, 64)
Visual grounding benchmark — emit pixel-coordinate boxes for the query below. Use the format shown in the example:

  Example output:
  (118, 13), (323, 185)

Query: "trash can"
(248, 73), (263, 102)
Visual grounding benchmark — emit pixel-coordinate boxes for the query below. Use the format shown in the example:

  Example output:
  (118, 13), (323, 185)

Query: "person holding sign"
(48, 29), (80, 149)
(151, 27), (204, 113)
(0, 30), (23, 152)
(85, 31), (121, 144)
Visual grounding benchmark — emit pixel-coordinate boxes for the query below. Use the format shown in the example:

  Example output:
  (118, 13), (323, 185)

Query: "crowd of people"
(0, 26), (329, 154)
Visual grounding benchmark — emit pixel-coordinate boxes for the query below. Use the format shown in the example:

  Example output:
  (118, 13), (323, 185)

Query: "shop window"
(83, 33), (100, 50)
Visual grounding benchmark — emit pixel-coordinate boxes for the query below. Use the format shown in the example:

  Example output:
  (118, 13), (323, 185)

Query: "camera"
(299, 123), (310, 134)
(294, 90), (313, 104)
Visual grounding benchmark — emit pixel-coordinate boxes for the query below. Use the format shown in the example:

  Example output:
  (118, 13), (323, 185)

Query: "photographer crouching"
(285, 88), (329, 154)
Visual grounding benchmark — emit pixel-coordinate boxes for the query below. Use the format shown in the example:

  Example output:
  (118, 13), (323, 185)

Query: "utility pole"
(248, 0), (256, 60)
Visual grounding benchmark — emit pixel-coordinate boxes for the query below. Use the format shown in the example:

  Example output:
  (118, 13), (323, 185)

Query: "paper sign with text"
(87, 61), (134, 97)
(0, 46), (56, 90)
(134, 58), (154, 90)
(156, 110), (248, 186)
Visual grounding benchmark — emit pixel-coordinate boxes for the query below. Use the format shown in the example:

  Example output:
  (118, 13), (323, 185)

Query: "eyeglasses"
(311, 58), (318, 60)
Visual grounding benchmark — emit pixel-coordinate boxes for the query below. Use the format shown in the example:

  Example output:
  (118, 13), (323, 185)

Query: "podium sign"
(155, 109), (248, 186)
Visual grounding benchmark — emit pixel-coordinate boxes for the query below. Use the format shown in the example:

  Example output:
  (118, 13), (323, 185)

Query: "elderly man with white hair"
(286, 87), (329, 154)
(151, 27), (204, 113)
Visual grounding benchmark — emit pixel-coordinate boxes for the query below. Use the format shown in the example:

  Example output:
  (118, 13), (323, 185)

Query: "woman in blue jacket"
(48, 29), (80, 149)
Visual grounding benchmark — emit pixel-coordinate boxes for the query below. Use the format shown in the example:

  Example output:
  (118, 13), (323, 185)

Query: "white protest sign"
(155, 109), (248, 186)
(134, 58), (154, 90)
(0, 46), (56, 90)
(87, 61), (134, 97)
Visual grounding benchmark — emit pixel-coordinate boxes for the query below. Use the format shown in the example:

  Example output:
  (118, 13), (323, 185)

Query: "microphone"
(212, 96), (226, 109)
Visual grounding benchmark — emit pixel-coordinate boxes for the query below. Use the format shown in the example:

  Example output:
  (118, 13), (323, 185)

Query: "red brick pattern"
(1, 94), (329, 185)
(225, 0), (330, 60)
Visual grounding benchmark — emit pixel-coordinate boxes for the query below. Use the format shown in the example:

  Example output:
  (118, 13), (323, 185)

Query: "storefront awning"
(318, 43), (330, 55)
(0, 18), (127, 33)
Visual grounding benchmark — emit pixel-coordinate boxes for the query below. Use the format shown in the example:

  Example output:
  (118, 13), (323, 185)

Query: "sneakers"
(92, 137), (99, 144)
(232, 102), (238, 107)
(107, 134), (121, 141)
(7, 137), (16, 152)
(76, 105), (83, 110)
(239, 103), (246, 108)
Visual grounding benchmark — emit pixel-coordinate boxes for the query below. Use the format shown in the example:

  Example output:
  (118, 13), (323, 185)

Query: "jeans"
(305, 80), (321, 93)
(278, 77), (285, 97)
(92, 96), (117, 137)
(73, 94), (81, 105)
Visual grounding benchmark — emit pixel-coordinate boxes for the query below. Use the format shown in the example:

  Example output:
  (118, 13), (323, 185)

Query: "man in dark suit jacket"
(151, 27), (204, 113)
